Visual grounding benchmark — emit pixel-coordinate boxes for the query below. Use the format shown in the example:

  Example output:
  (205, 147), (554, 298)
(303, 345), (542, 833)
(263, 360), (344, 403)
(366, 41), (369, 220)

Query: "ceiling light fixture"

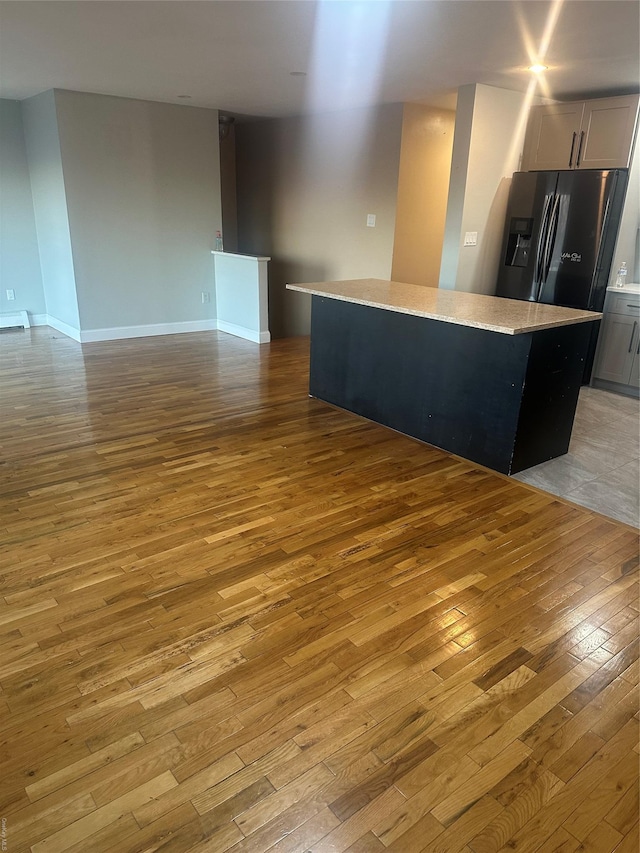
(528, 64), (548, 73)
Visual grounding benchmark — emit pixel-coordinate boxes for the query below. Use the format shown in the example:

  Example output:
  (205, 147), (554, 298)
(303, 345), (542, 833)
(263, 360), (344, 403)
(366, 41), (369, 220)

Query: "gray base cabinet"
(630, 349), (640, 390)
(522, 94), (639, 172)
(593, 291), (640, 395)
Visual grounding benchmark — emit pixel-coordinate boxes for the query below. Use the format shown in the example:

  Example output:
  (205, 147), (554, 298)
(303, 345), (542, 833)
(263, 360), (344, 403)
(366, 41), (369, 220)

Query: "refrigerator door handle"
(534, 193), (553, 290)
(593, 195), (612, 278)
(538, 194), (560, 299)
(568, 131), (577, 168)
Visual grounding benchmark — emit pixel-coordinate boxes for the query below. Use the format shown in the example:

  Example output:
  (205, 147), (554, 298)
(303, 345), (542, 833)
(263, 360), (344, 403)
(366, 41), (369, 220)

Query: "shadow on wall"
(235, 106), (404, 340)
(219, 122), (238, 254)
(267, 259), (327, 339)
(234, 121), (327, 338)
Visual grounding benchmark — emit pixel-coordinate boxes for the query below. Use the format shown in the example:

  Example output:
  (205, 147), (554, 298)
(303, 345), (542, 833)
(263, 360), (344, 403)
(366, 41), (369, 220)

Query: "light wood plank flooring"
(1, 326), (638, 853)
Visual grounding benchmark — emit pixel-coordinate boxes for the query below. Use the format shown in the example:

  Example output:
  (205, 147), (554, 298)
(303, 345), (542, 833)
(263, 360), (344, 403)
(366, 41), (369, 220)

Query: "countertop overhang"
(287, 279), (602, 335)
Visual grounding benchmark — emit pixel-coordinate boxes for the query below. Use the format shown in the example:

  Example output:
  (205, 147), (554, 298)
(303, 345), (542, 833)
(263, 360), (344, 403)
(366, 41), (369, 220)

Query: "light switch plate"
(366, 214), (376, 228)
(464, 232), (478, 247)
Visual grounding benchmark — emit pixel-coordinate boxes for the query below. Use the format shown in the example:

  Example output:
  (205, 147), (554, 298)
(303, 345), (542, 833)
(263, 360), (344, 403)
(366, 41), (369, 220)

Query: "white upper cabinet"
(521, 94), (639, 171)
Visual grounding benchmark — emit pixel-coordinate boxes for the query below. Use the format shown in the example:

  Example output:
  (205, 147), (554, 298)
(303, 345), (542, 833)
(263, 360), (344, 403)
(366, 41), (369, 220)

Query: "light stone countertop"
(287, 279), (601, 335)
(606, 282), (640, 295)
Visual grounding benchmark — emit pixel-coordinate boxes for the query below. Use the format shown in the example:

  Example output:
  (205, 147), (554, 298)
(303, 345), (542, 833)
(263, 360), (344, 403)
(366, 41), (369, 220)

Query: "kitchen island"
(286, 279), (601, 474)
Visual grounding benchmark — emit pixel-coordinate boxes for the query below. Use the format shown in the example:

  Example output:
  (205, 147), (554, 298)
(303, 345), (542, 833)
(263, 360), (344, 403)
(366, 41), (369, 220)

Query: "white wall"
(0, 99), (45, 317)
(439, 84), (531, 294)
(54, 90), (222, 333)
(610, 134), (640, 284)
(22, 90), (80, 331)
(236, 103), (404, 337)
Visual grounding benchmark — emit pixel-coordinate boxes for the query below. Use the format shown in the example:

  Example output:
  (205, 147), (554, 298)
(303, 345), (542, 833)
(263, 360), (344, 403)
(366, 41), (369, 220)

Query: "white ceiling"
(0, 1), (638, 118)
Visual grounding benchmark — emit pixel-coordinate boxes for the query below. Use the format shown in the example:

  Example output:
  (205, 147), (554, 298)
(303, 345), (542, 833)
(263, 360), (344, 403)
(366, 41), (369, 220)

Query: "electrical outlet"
(201, 291), (210, 304)
(366, 214), (376, 228)
(6, 289), (15, 301)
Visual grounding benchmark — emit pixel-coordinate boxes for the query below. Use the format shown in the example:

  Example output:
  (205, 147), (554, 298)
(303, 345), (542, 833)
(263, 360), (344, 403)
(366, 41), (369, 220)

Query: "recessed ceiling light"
(290, 71), (307, 77)
(528, 64), (548, 74)
(177, 94), (192, 99)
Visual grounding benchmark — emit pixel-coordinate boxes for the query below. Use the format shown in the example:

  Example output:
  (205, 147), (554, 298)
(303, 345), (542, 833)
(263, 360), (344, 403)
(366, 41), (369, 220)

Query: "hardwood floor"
(1, 326), (638, 853)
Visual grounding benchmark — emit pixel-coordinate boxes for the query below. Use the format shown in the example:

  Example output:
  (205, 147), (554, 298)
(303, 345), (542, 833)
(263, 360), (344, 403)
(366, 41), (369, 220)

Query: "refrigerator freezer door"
(496, 172), (559, 301)
(538, 170), (626, 310)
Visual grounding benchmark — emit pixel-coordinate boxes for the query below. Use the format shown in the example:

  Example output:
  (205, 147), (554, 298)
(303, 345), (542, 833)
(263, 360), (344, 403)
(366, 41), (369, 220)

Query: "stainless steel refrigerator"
(496, 169), (628, 313)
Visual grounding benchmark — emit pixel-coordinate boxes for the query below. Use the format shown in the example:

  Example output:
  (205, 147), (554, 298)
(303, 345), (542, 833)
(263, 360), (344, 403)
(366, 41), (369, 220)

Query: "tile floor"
(514, 386), (639, 528)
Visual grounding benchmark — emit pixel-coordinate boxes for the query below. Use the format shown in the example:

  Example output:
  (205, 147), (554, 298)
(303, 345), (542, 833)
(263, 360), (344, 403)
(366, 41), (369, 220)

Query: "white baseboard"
(45, 315), (82, 342)
(79, 319), (218, 343)
(217, 320), (271, 344)
(10, 313), (78, 334)
(23, 316), (270, 345)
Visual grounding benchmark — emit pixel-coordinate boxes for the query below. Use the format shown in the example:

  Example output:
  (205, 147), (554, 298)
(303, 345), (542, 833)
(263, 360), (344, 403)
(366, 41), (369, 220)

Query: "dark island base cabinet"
(309, 296), (596, 475)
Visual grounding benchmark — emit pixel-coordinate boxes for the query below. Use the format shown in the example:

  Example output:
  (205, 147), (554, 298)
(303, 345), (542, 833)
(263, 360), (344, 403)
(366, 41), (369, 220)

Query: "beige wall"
(391, 103), (455, 287)
(439, 84), (532, 294)
(236, 103), (404, 337)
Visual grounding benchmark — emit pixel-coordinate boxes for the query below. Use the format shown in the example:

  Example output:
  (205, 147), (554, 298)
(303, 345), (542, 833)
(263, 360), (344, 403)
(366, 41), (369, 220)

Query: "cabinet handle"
(627, 304), (640, 309)
(629, 321), (637, 353)
(568, 131), (577, 167)
(576, 131), (585, 167)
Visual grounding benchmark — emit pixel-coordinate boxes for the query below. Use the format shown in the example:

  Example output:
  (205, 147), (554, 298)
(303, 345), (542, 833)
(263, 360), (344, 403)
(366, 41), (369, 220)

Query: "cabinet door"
(593, 313), (638, 383)
(578, 95), (640, 169)
(629, 343), (640, 389)
(521, 102), (583, 171)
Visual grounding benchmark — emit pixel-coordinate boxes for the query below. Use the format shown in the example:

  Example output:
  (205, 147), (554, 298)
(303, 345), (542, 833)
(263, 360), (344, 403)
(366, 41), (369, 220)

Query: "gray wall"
(54, 90), (222, 331)
(236, 104), (404, 337)
(22, 90), (80, 330)
(0, 99), (45, 317)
